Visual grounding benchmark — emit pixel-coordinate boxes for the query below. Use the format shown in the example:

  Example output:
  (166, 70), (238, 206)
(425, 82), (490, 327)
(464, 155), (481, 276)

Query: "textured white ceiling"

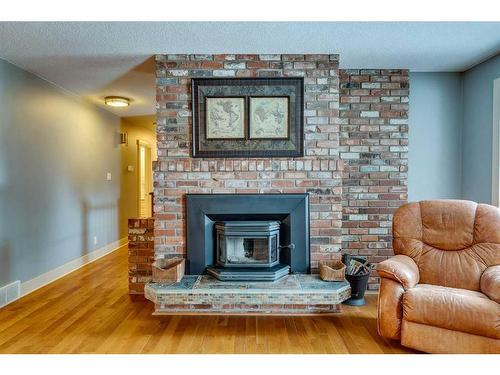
(0, 22), (499, 116)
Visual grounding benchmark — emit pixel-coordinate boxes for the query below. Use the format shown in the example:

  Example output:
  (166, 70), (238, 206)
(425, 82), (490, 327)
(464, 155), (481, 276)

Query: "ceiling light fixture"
(104, 96), (130, 107)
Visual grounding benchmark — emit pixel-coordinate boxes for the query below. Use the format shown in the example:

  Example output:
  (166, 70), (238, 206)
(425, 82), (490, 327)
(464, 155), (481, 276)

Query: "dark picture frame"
(192, 77), (304, 158)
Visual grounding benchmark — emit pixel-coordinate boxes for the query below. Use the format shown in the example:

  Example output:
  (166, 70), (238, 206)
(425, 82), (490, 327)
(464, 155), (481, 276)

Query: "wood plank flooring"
(0, 246), (414, 354)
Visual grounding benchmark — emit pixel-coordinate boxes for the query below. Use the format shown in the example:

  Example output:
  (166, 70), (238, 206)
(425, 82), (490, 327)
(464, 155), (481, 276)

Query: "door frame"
(136, 139), (152, 217)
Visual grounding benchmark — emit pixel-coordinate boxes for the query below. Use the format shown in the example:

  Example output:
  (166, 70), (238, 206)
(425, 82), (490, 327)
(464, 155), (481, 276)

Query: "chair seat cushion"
(403, 284), (500, 339)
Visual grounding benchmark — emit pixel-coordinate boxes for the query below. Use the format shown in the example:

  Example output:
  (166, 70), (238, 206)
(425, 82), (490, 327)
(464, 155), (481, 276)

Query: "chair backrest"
(393, 200), (500, 291)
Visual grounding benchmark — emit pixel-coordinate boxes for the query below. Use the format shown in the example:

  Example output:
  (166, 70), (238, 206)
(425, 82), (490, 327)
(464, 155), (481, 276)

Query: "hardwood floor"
(0, 246), (414, 354)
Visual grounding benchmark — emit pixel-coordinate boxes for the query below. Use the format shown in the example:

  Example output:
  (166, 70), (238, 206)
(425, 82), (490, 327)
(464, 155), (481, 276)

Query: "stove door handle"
(279, 243), (295, 251)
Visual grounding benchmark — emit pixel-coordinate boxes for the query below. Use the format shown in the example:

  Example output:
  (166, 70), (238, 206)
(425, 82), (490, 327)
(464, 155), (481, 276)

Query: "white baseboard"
(0, 281), (21, 309)
(20, 237), (128, 297)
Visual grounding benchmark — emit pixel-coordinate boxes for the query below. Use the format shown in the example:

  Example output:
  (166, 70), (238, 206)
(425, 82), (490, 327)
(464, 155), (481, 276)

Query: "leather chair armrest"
(481, 266), (500, 303)
(377, 254), (419, 290)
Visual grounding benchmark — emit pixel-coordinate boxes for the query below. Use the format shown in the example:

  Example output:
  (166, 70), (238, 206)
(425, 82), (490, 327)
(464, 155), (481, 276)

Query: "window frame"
(492, 78), (500, 206)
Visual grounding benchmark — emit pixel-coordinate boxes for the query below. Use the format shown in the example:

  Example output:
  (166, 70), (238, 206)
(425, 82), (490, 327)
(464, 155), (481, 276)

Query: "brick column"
(128, 218), (154, 294)
(339, 69), (409, 290)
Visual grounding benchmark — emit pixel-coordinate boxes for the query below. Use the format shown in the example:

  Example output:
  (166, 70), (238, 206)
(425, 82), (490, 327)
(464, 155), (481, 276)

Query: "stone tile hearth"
(145, 275), (351, 315)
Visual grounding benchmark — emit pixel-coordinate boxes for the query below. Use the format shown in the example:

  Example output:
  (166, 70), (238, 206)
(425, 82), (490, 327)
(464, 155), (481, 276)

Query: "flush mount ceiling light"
(104, 96), (130, 107)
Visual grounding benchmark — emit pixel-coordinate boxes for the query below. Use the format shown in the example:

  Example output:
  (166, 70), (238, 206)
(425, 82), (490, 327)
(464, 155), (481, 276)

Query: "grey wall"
(461, 54), (500, 203)
(0, 59), (121, 287)
(409, 72), (463, 201)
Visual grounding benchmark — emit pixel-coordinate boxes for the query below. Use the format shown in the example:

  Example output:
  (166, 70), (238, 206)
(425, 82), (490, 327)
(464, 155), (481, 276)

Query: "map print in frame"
(249, 97), (289, 139)
(205, 97), (245, 139)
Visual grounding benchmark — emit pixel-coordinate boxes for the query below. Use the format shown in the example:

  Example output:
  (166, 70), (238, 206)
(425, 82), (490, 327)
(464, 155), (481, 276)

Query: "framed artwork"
(249, 97), (289, 139)
(192, 77), (303, 158)
(205, 97), (245, 139)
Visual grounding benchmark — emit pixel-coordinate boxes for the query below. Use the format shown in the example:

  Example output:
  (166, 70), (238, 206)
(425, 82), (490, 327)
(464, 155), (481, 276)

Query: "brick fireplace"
(129, 55), (409, 295)
(154, 54), (344, 273)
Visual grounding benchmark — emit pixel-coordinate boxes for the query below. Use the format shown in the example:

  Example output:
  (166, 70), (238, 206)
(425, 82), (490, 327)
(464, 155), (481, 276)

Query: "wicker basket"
(319, 260), (346, 281)
(152, 258), (185, 283)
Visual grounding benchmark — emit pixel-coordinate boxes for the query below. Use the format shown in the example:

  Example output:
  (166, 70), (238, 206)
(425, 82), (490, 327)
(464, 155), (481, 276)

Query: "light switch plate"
(106, 172), (112, 180)
(127, 165), (134, 172)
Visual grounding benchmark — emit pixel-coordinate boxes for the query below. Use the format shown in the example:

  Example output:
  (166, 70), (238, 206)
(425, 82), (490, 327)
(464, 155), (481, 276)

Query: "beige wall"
(119, 115), (157, 237)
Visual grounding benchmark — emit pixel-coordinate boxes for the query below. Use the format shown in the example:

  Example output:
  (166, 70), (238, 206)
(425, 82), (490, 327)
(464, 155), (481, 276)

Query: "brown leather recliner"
(377, 200), (500, 353)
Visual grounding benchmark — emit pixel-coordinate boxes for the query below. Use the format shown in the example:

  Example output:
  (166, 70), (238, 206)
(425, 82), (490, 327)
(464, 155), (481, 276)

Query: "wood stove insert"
(207, 220), (291, 281)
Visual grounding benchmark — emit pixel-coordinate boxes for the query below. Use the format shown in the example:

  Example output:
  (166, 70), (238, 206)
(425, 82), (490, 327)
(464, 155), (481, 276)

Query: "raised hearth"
(145, 274), (351, 315)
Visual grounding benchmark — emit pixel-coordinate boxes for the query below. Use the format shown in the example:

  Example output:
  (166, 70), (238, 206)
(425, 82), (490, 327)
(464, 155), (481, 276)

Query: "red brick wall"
(155, 54), (343, 271)
(339, 69), (409, 290)
(153, 56), (410, 291)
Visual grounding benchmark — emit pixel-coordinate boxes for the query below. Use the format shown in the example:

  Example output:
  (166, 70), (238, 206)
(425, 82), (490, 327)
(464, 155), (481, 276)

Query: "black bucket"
(343, 272), (370, 306)
(342, 254), (370, 306)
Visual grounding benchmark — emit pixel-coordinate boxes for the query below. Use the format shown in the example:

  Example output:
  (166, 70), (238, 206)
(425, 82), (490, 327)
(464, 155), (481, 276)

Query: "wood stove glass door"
(225, 236), (269, 266)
